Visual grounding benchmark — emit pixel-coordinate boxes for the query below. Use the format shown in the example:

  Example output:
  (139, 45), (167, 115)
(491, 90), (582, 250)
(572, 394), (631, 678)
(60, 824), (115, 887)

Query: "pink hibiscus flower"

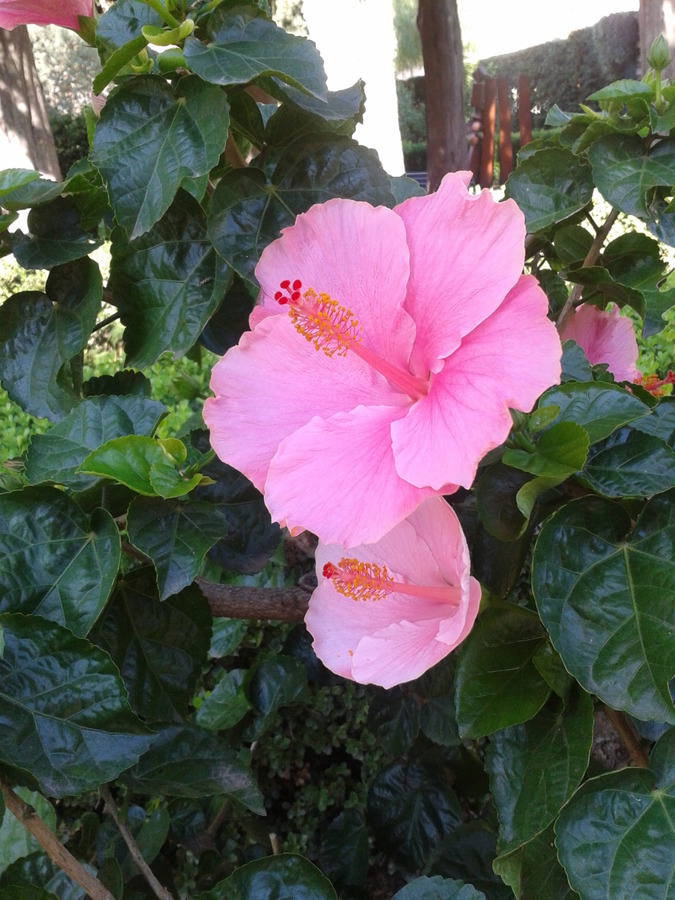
(204, 172), (562, 546)
(0, 0), (91, 29)
(560, 303), (639, 382)
(305, 496), (481, 688)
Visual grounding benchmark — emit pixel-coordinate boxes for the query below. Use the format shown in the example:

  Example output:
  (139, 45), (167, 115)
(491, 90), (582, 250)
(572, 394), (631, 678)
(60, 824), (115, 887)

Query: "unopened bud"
(648, 35), (671, 72)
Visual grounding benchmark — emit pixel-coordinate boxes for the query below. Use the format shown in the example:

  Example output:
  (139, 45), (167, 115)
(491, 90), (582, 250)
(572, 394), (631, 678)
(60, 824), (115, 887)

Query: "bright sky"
(458, 0), (639, 60)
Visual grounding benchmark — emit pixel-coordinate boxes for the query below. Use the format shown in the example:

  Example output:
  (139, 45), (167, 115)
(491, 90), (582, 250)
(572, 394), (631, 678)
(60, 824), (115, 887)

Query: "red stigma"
(322, 563), (336, 579)
(276, 278), (303, 306)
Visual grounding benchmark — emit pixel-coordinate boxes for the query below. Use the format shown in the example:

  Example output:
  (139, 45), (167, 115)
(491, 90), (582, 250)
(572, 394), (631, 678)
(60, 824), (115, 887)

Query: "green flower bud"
(648, 34), (671, 72)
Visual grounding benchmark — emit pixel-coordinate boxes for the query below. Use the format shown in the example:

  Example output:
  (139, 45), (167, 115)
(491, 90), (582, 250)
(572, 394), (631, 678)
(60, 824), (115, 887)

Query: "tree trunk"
(0, 26), (61, 179)
(639, 0), (675, 78)
(417, 0), (465, 192)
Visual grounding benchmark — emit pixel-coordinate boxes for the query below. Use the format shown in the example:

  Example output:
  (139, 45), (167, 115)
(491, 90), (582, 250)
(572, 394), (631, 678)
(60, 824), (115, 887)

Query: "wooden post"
(480, 77), (496, 188)
(497, 77), (513, 183)
(517, 74), (532, 146)
(468, 72), (484, 179)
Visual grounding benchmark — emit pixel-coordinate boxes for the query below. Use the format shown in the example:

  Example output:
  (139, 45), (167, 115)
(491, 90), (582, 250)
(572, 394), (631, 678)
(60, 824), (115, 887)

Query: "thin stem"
(603, 706), (650, 768)
(556, 207), (620, 330)
(100, 786), (174, 900)
(142, 0), (180, 27)
(225, 133), (247, 168)
(0, 780), (115, 900)
(92, 311), (121, 334)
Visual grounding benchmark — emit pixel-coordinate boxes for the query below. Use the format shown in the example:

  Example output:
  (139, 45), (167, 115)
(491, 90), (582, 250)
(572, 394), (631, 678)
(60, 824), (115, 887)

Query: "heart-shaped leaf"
(581, 428), (675, 498)
(195, 854), (337, 900)
(538, 382), (649, 444)
(588, 134), (675, 218)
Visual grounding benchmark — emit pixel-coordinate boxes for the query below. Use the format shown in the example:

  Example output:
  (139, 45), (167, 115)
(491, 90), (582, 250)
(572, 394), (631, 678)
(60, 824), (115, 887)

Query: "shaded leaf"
(195, 668), (250, 731)
(318, 809), (369, 892)
(588, 134), (675, 218)
(538, 382), (649, 444)
(493, 823), (578, 900)
(368, 690), (421, 757)
(393, 876), (486, 899)
(581, 428), (675, 498)
(12, 198), (101, 269)
(429, 821), (512, 900)
(0, 791), (55, 877)
(195, 854), (336, 900)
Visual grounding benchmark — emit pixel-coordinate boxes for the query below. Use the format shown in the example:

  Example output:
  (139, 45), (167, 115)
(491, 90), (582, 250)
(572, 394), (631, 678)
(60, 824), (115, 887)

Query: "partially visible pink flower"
(204, 172), (562, 547)
(560, 303), (639, 382)
(0, 0), (91, 30)
(305, 496), (481, 688)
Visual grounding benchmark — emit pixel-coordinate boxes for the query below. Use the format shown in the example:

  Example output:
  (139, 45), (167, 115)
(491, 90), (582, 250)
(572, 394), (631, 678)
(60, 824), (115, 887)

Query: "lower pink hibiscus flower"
(305, 496), (481, 688)
(560, 303), (639, 382)
(204, 172), (562, 546)
(0, 0), (91, 29)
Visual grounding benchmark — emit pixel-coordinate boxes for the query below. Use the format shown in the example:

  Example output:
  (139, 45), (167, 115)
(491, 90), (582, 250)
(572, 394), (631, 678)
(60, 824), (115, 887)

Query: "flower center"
(275, 279), (429, 399)
(322, 558), (461, 606)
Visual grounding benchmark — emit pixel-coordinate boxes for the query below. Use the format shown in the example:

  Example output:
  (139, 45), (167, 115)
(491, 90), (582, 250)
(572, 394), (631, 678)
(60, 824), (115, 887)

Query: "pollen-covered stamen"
(323, 558), (461, 606)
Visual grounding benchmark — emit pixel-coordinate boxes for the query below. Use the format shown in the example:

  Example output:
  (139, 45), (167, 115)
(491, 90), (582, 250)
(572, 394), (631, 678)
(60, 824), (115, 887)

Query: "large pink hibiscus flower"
(560, 303), (639, 382)
(0, 0), (91, 29)
(305, 497), (481, 688)
(204, 172), (562, 546)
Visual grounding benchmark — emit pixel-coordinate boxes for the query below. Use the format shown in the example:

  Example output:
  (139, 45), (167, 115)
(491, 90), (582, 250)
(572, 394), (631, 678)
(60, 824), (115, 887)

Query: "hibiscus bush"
(0, 1), (674, 897)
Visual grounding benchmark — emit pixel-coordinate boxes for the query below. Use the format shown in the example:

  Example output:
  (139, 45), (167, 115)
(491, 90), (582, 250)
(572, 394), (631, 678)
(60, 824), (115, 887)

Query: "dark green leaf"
(504, 148), (593, 232)
(0, 613), (153, 796)
(106, 806), (169, 884)
(12, 198), (101, 269)
(553, 224), (593, 265)
(485, 688), (593, 853)
(632, 397), (675, 448)
(588, 134), (675, 218)
(393, 876), (486, 899)
(555, 729), (675, 900)
(538, 382), (649, 444)
(123, 723), (264, 812)
(0, 791), (55, 878)
(264, 77), (363, 122)
(533, 495), (675, 723)
(474, 464), (530, 541)
(244, 654), (308, 717)
(184, 6), (326, 99)
(0, 487), (120, 636)
(0, 178), (62, 210)
(195, 668), (250, 731)
(93, 570), (211, 722)
(24, 395), (166, 490)
(611, 256), (675, 336)
(368, 760), (462, 870)
(493, 823), (578, 900)
(0, 851), (91, 899)
(264, 81), (365, 148)
(110, 192), (231, 367)
(91, 75), (229, 238)
(430, 822), (511, 900)
(208, 617), (247, 658)
(196, 854), (337, 900)
(199, 273), (255, 356)
(368, 691), (421, 757)
(581, 428), (675, 497)
(455, 606), (551, 739)
(0, 259), (101, 420)
(560, 340), (593, 382)
(503, 422), (589, 479)
(318, 809), (369, 891)
(96, 0), (162, 50)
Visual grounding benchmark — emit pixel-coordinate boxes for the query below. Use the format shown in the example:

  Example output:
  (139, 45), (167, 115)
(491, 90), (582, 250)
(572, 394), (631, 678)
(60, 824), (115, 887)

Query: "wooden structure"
(468, 71), (533, 188)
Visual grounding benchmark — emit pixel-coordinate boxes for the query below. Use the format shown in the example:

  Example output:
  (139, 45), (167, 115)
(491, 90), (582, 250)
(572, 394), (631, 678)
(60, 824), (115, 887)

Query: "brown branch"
(0, 780), (115, 900)
(196, 578), (310, 621)
(100, 785), (173, 900)
(225, 132), (247, 169)
(556, 207), (620, 330)
(603, 706), (650, 768)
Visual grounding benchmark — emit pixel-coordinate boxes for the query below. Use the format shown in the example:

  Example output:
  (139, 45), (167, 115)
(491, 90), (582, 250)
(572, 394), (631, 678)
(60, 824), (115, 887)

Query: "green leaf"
(588, 134), (675, 218)
(393, 876), (486, 899)
(504, 148), (594, 232)
(0, 790), (55, 877)
(474, 464), (531, 541)
(264, 81), (365, 148)
(93, 35), (148, 94)
(126, 498), (231, 599)
(184, 5), (326, 99)
(553, 224), (593, 265)
(91, 75), (229, 238)
(538, 382), (649, 444)
(632, 397), (675, 448)
(485, 689), (593, 853)
(455, 606), (551, 739)
(368, 690), (421, 757)
(208, 617), (247, 658)
(93, 570), (211, 722)
(198, 272), (255, 356)
(196, 854), (337, 900)
(493, 823), (578, 900)
(532, 495), (675, 723)
(503, 422), (589, 479)
(318, 809), (369, 892)
(0, 851), (92, 899)
(0, 487), (120, 637)
(610, 256), (675, 337)
(123, 723), (264, 812)
(0, 178), (63, 211)
(208, 137), (393, 281)
(109, 192), (231, 368)
(111, 807), (169, 884)
(561, 340), (593, 382)
(0, 613), (153, 796)
(430, 822), (511, 899)
(555, 728), (675, 900)
(0, 259), (101, 420)
(195, 668), (250, 731)
(368, 760), (462, 871)
(96, 0), (163, 50)
(79, 435), (202, 497)
(244, 654), (308, 719)
(0, 169), (39, 198)
(12, 198), (101, 269)
(24, 395), (166, 490)
(587, 79), (655, 101)
(581, 428), (675, 498)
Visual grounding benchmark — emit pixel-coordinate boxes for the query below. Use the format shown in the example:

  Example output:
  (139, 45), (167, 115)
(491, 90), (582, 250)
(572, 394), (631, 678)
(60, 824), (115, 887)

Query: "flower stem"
(143, 0), (181, 28)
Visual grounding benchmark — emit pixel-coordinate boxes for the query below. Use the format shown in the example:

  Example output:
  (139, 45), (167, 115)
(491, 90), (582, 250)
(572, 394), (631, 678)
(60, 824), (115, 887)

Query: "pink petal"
(0, 0), (90, 28)
(560, 303), (639, 382)
(265, 405), (438, 546)
(352, 620), (459, 688)
(255, 198), (417, 370)
(394, 172), (527, 376)
(392, 275), (562, 489)
(203, 315), (402, 492)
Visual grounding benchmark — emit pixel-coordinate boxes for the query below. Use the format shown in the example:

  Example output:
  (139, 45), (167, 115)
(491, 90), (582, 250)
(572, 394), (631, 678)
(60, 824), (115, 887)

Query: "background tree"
(417, 0), (466, 190)
(639, 0), (675, 77)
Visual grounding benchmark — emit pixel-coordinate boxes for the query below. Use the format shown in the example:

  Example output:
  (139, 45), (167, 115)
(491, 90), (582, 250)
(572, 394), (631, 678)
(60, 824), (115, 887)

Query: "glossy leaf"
(199, 273), (255, 356)
(503, 422), (589, 479)
(196, 854), (337, 900)
(493, 823), (578, 900)
(455, 605), (551, 739)
(429, 821), (512, 900)
(123, 723), (264, 813)
(474, 464), (530, 541)
(368, 690), (421, 757)
(93, 571), (211, 722)
(184, 5), (326, 100)
(0, 259), (101, 420)
(485, 688), (594, 853)
(533, 495), (675, 723)
(588, 79), (654, 101)
(0, 851), (91, 899)
(0, 169), (39, 198)
(555, 729), (675, 900)
(393, 876), (486, 899)
(12, 198), (101, 270)
(24, 395), (166, 490)
(588, 134), (675, 218)
(0, 790), (55, 877)
(109, 192), (231, 368)
(0, 613), (153, 796)
(195, 668), (250, 731)
(538, 382), (649, 444)
(0, 487), (120, 637)
(581, 428), (675, 498)
(318, 809), (369, 892)
(244, 654), (308, 719)
(95, 0), (162, 50)
(504, 148), (593, 232)
(632, 397), (675, 448)
(91, 75), (229, 238)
